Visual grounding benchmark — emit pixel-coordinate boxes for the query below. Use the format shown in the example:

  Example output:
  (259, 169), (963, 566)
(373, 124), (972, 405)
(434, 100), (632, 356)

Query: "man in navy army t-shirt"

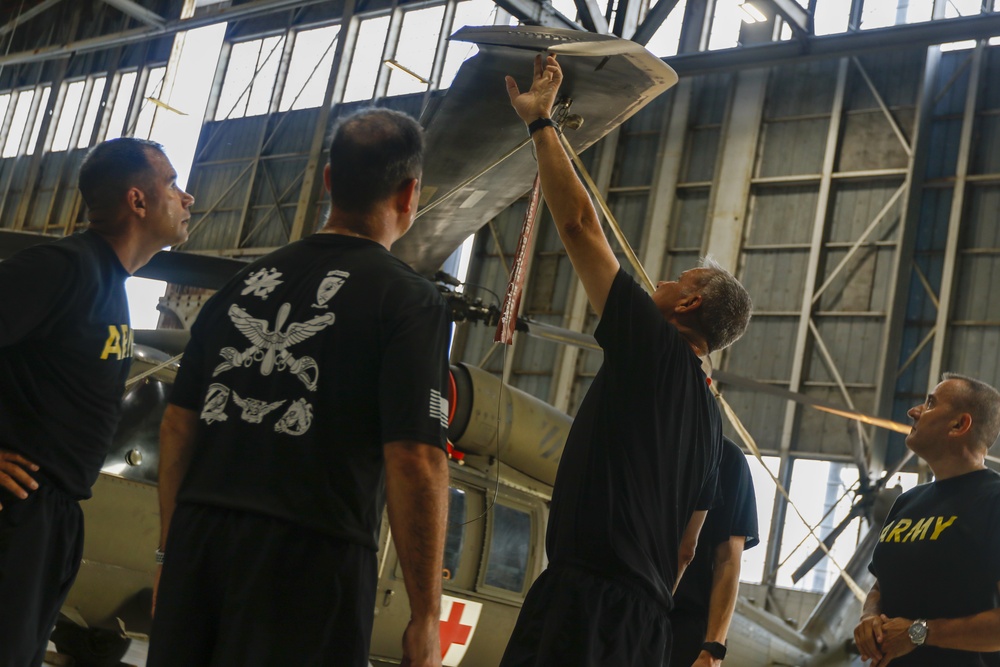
(0, 138), (194, 667)
(855, 373), (1000, 666)
(500, 55), (753, 667)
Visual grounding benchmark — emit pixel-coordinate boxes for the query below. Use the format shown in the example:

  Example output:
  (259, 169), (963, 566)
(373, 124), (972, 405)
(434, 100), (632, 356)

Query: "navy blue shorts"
(499, 563), (671, 667)
(148, 504), (377, 667)
(0, 482), (84, 667)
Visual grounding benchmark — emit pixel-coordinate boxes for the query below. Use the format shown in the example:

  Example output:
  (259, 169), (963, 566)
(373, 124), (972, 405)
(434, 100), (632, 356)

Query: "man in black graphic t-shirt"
(500, 56), (752, 667)
(856, 373), (1000, 666)
(149, 109), (451, 667)
(0, 138), (194, 667)
(670, 437), (759, 667)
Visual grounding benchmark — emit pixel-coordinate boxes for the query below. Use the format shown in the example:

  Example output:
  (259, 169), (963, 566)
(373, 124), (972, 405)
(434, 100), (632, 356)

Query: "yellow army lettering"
(879, 515), (958, 542)
(100, 324), (134, 360)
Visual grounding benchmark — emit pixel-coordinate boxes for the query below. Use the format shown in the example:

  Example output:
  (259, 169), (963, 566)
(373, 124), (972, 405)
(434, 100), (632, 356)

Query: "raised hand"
(505, 54), (563, 126)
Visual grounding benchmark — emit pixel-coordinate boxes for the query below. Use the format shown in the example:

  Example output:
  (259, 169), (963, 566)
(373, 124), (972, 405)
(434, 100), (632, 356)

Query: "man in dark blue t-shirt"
(499, 55), (753, 667)
(0, 137), (194, 667)
(855, 373), (1000, 666)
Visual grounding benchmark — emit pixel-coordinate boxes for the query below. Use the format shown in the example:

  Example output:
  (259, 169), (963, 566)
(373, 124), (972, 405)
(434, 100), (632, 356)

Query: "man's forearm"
(157, 404), (199, 549)
(384, 440), (449, 621)
(861, 581), (881, 619)
(927, 609), (1000, 653)
(704, 536), (745, 643)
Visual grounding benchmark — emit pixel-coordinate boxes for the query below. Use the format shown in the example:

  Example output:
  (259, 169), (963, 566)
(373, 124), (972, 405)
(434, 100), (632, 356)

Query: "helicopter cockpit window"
(442, 487), (466, 581)
(484, 503), (531, 593)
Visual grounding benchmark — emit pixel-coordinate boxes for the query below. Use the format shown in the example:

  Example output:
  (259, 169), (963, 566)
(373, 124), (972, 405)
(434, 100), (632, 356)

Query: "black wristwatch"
(702, 641), (727, 660)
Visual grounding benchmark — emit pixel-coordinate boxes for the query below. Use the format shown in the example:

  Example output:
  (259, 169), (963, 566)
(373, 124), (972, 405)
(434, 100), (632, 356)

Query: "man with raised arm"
(148, 109), (450, 667)
(0, 137), (193, 667)
(854, 373), (1000, 666)
(499, 55), (753, 666)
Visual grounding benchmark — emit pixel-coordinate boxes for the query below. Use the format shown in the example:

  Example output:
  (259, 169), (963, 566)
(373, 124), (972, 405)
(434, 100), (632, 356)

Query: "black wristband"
(702, 641), (727, 660)
(527, 117), (558, 135)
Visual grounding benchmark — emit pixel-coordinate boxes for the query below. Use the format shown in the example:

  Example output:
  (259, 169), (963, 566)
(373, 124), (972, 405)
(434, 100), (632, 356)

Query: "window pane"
(279, 25), (339, 111)
(51, 81), (86, 152)
(776, 459), (860, 593)
(443, 488), (467, 581)
(248, 36), (284, 115)
(646, 0), (688, 57)
(3, 90), (34, 157)
(134, 67), (166, 139)
(484, 504), (531, 592)
(387, 6), (444, 97)
(814, 0), (851, 35)
(0, 94), (11, 142)
(740, 454), (779, 584)
(343, 16), (390, 103)
(440, 0), (497, 88)
(215, 37), (285, 120)
(77, 77), (107, 149)
(105, 71), (137, 141)
(27, 86), (51, 155)
(708, 0), (744, 50)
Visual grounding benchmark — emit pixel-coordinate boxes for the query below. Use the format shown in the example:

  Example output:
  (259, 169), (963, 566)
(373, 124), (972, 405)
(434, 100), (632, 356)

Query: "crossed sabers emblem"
(213, 302), (334, 391)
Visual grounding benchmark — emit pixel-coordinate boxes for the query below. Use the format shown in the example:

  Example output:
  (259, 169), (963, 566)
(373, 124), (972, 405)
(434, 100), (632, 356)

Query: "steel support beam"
(0, 0), (333, 66)
(612, 0), (642, 39)
(927, 44), (984, 381)
(492, 0), (584, 30)
(762, 58), (848, 589)
(667, 12), (1000, 77)
(758, 0), (811, 40)
(101, 0), (167, 28)
(632, 0), (681, 46)
(573, 0), (610, 33)
(0, 0), (64, 37)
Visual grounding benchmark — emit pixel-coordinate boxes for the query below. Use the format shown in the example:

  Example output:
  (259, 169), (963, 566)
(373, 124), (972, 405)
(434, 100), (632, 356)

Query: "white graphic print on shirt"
(275, 398), (313, 436)
(232, 390), (285, 424)
(213, 302), (334, 391)
(313, 270), (350, 309)
(241, 268), (283, 299)
(201, 383), (230, 424)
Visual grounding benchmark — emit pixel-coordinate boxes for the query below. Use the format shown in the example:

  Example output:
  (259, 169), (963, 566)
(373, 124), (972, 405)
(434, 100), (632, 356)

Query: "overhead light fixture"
(384, 59), (430, 85)
(738, 2), (768, 23)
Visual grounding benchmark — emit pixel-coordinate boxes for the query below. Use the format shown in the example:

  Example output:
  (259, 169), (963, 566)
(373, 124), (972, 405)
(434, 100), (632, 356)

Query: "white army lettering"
(878, 515), (958, 543)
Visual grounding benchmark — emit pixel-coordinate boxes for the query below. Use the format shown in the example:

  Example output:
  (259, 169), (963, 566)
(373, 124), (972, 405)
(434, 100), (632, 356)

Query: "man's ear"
(126, 187), (147, 217)
(951, 412), (973, 437)
(395, 178), (419, 214)
(674, 293), (703, 314)
(323, 163), (332, 193)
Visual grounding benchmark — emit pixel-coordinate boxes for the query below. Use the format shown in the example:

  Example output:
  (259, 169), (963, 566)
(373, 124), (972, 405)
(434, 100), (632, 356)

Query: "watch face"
(909, 621), (928, 645)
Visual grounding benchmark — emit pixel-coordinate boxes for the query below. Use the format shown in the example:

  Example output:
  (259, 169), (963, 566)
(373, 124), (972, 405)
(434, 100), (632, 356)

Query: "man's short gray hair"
(691, 256), (753, 353)
(941, 372), (1000, 451)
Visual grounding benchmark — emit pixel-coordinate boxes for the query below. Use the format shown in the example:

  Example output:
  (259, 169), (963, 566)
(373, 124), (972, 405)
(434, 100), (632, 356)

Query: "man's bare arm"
(675, 510), (708, 594)
(690, 535), (746, 666)
(506, 55), (620, 317)
(853, 580), (885, 664)
(154, 404), (200, 614)
(384, 439), (449, 667)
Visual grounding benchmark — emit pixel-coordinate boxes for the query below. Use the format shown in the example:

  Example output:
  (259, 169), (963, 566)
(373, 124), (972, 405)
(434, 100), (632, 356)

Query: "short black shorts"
(668, 612), (708, 667)
(147, 504), (377, 667)
(499, 563), (671, 667)
(0, 481), (84, 667)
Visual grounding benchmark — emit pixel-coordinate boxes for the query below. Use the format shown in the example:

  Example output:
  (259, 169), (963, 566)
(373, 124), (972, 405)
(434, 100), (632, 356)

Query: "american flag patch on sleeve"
(429, 389), (449, 428)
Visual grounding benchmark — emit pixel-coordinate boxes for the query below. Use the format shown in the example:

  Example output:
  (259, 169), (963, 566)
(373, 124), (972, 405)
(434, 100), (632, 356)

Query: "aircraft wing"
(393, 25), (678, 275)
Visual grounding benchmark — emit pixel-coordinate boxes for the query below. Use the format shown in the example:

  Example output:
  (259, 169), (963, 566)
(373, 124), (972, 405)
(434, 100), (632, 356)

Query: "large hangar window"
(215, 36), (285, 120)
(278, 25), (340, 112)
(343, 15), (390, 103)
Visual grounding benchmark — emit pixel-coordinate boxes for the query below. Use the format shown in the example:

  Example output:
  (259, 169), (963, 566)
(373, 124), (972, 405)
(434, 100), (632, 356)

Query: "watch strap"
(702, 641), (727, 659)
(527, 117), (558, 135)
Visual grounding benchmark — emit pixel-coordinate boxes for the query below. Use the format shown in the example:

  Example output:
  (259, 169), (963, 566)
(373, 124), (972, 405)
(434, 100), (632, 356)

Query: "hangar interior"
(1, 0), (999, 664)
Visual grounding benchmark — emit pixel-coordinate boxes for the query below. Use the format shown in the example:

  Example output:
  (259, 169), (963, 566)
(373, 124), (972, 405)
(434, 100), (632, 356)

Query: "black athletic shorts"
(668, 612), (708, 667)
(147, 504), (377, 667)
(499, 562), (672, 667)
(0, 480), (84, 667)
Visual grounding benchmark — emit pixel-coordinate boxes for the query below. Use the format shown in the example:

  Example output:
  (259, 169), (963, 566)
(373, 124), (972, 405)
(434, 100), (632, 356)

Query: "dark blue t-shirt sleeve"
(696, 463), (721, 511)
(379, 285), (451, 450)
(169, 292), (219, 411)
(715, 442), (760, 549)
(0, 244), (77, 347)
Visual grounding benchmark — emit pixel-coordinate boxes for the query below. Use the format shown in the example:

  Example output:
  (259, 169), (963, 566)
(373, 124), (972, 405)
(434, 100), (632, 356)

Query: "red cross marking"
(439, 602), (473, 656)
